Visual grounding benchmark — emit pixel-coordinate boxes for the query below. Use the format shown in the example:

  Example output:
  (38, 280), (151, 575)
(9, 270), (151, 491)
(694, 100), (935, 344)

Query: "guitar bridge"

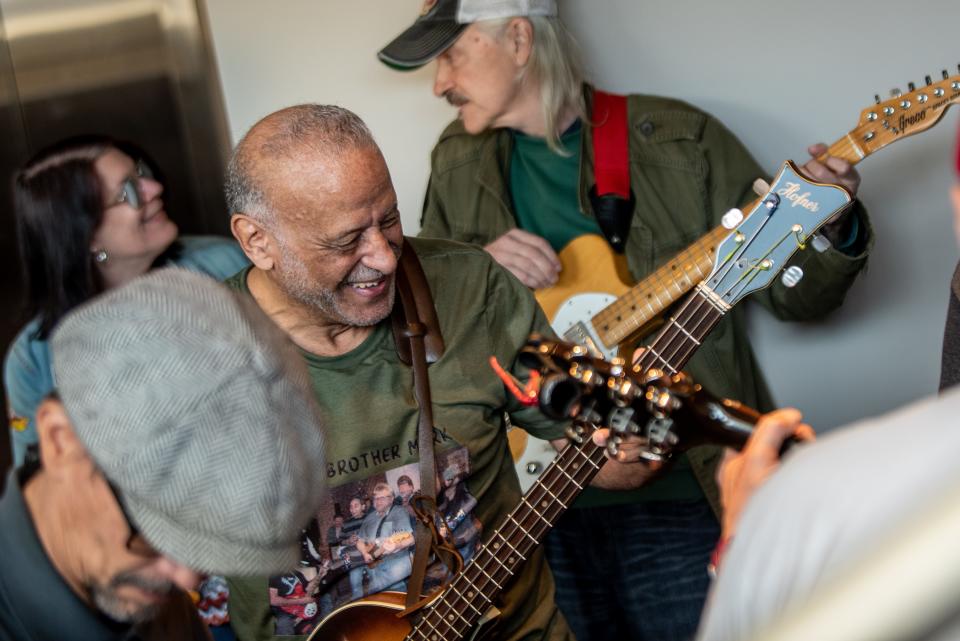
(562, 321), (605, 359)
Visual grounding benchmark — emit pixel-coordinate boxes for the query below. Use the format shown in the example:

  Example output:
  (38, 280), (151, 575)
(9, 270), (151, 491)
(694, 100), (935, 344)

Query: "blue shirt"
(4, 236), (249, 466)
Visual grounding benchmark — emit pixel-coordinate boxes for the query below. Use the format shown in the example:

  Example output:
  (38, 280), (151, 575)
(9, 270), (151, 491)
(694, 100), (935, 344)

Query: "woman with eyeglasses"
(4, 135), (249, 468)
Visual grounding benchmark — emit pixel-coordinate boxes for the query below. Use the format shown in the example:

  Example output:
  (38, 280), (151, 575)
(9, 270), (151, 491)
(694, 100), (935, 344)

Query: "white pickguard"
(512, 291), (619, 491)
(550, 292), (620, 360)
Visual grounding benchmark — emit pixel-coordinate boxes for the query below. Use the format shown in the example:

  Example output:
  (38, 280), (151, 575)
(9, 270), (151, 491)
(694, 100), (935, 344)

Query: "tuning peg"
(874, 94), (881, 105)
(605, 437), (621, 458)
(811, 233), (832, 253)
(722, 207), (744, 229)
(908, 81), (916, 91)
(944, 69), (950, 80)
(890, 88), (902, 97)
(564, 425), (584, 444)
(752, 178), (771, 196)
(925, 75), (933, 85)
(781, 265), (804, 288)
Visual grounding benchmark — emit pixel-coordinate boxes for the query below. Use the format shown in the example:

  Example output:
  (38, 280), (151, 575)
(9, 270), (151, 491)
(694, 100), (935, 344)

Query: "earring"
(93, 249), (108, 264)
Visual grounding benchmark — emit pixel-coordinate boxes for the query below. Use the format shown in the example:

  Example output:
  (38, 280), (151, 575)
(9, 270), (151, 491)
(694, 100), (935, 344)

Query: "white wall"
(205, 0), (960, 431)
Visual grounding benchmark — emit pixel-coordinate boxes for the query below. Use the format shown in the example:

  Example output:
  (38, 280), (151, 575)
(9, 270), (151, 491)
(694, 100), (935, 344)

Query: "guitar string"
(647, 205), (809, 370)
(414, 438), (606, 639)
(643, 218), (786, 371)
(633, 285), (720, 375)
(597, 182), (787, 344)
(630, 202), (789, 375)
(596, 236), (716, 340)
(412, 410), (608, 635)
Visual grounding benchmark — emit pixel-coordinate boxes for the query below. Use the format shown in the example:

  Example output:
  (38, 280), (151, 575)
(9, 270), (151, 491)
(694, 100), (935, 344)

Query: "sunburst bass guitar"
(307, 162), (853, 640)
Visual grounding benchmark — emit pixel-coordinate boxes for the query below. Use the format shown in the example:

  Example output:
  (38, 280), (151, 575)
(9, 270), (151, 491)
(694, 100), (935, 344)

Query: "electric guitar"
(511, 68), (960, 488)
(306, 162), (852, 641)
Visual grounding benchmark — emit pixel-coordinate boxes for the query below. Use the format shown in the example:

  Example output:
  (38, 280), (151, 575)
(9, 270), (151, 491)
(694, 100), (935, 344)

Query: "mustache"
(444, 91), (468, 107)
(342, 243), (402, 285)
(344, 264), (387, 285)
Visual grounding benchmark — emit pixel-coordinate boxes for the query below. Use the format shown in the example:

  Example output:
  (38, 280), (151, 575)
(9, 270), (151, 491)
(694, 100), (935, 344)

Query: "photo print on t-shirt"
(268, 445), (482, 635)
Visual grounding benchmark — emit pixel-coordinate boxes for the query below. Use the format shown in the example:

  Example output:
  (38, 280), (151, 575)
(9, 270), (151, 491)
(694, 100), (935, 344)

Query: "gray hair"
(478, 16), (586, 154)
(224, 104), (378, 226)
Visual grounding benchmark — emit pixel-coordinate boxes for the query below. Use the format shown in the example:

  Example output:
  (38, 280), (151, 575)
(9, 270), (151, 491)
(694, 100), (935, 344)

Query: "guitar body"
(549, 292), (620, 359)
(535, 234), (634, 359)
(307, 592), (410, 640)
(506, 426), (558, 491)
(307, 591), (498, 641)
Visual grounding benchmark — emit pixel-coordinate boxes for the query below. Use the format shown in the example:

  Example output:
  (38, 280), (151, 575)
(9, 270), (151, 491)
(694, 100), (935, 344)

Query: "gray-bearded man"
(0, 269), (327, 641)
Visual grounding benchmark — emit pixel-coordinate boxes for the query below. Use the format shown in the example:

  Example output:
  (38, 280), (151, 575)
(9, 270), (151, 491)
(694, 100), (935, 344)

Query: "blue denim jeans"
(544, 498), (719, 641)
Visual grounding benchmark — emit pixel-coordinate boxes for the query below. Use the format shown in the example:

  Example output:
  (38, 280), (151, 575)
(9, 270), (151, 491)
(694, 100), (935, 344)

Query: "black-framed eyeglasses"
(108, 159), (154, 210)
(105, 478), (158, 558)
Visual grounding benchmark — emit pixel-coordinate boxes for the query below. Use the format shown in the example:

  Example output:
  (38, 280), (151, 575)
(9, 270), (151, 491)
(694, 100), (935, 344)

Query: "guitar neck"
(412, 288), (726, 640)
(411, 436), (609, 640)
(632, 284), (727, 374)
(816, 131), (871, 166)
(592, 127), (866, 351)
(594, 226), (729, 348)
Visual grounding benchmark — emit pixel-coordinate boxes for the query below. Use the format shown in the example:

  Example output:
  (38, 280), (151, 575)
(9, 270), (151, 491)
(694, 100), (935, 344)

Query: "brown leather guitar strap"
(390, 238), (447, 612)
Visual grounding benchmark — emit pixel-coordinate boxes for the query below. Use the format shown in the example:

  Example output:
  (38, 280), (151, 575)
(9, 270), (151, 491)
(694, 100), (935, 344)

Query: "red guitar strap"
(592, 90), (630, 199)
(589, 90), (635, 253)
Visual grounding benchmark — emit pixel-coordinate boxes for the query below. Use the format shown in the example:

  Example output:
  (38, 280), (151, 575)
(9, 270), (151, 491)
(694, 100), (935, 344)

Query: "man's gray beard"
(91, 572), (174, 623)
(276, 249), (397, 328)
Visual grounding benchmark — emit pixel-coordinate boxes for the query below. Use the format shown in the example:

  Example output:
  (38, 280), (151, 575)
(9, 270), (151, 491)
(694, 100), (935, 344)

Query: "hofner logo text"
(777, 183), (820, 212)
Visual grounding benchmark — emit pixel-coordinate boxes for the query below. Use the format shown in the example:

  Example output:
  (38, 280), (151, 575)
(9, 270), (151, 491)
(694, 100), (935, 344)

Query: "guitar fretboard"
(408, 286), (726, 640)
(590, 122), (880, 353)
(593, 226), (728, 348)
(408, 432), (608, 640)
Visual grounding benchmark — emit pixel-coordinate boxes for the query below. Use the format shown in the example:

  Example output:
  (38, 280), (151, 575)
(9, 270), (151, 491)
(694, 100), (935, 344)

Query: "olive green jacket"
(419, 89), (873, 515)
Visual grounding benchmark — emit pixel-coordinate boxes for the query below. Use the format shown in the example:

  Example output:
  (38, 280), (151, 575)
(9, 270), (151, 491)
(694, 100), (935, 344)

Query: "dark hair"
(13, 135), (176, 339)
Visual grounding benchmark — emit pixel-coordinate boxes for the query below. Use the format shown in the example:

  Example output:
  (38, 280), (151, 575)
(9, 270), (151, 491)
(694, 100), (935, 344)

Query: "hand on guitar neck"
(803, 142), (862, 195)
(549, 428), (662, 491)
(801, 142), (862, 246)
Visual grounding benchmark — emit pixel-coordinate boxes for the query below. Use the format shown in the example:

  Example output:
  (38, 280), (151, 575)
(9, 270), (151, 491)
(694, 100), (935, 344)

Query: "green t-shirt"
(224, 238), (571, 641)
(509, 125), (703, 508)
(509, 122), (600, 253)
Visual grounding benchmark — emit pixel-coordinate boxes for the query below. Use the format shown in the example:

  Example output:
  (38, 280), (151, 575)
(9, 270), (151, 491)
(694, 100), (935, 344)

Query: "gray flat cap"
(50, 268), (326, 576)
